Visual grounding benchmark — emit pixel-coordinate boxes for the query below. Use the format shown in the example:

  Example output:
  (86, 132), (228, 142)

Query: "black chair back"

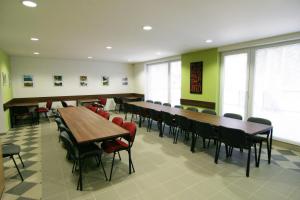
(174, 105), (183, 109)
(149, 109), (162, 121)
(186, 107), (198, 112)
(202, 109), (216, 115)
(161, 112), (174, 126)
(193, 120), (216, 139)
(60, 131), (78, 160)
(175, 115), (191, 131)
(146, 100), (153, 103)
(163, 103), (171, 107)
(224, 113), (242, 120)
(61, 101), (68, 107)
(217, 126), (251, 148)
(247, 117), (271, 125)
(154, 101), (162, 105)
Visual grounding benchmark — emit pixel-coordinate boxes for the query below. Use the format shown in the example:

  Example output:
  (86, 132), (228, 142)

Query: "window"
(146, 60), (181, 105)
(221, 41), (300, 145)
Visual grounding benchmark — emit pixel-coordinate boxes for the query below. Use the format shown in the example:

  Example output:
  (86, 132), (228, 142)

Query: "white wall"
(11, 56), (135, 98)
(133, 63), (145, 94)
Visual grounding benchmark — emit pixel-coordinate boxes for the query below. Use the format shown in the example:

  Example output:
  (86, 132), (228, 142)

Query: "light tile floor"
(2, 112), (300, 200)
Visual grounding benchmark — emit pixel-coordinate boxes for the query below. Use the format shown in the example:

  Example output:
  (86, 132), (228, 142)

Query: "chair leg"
(214, 142), (221, 164)
(246, 147), (251, 177)
(109, 152), (116, 181)
(117, 151), (121, 160)
(266, 135), (271, 164)
(99, 154), (108, 181)
(18, 154), (25, 168)
(257, 141), (262, 167)
(254, 143), (258, 166)
(11, 155), (24, 181)
(162, 123), (165, 133)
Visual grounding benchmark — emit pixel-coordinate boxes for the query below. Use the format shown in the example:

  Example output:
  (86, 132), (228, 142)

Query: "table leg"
(139, 115), (142, 128)
(268, 128), (273, 164)
(191, 132), (196, 152)
(78, 158), (83, 191)
(159, 121), (163, 137)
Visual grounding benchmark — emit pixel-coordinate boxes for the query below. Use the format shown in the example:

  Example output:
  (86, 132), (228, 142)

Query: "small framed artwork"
(23, 75), (34, 87)
(122, 77), (128, 85)
(101, 76), (109, 86)
(54, 75), (63, 87)
(190, 61), (203, 94)
(80, 75), (88, 86)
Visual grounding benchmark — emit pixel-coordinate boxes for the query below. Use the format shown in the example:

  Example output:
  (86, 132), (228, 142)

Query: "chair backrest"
(97, 110), (110, 120)
(163, 103), (171, 107)
(122, 122), (137, 145)
(149, 109), (162, 121)
(46, 100), (52, 110)
(247, 117), (271, 125)
(54, 117), (62, 127)
(61, 101), (68, 107)
(174, 105), (183, 109)
(154, 101), (162, 105)
(224, 113), (242, 120)
(146, 100), (153, 103)
(98, 96), (107, 106)
(217, 126), (251, 148)
(112, 117), (123, 126)
(58, 123), (70, 133)
(161, 112), (174, 126)
(175, 115), (191, 131)
(186, 107), (198, 112)
(113, 97), (120, 104)
(60, 131), (78, 160)
(192, 120), (216, 139)
(201, 109), (216, 115)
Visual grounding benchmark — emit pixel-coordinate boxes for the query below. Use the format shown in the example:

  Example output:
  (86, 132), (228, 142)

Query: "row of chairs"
(86, 105), (110, 120)
(53, 110), (137, 189)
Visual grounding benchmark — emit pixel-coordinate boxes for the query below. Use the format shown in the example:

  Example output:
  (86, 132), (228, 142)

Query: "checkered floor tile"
(1, 125), (41, 200)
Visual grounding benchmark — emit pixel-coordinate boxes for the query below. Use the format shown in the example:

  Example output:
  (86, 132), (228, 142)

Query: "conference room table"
(58, 106), (131, 190)
(127, 101), (273, 158)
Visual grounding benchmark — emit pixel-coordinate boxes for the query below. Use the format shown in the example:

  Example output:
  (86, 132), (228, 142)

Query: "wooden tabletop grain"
(128, 101), (272, 135)
(58, 107), (129, 144)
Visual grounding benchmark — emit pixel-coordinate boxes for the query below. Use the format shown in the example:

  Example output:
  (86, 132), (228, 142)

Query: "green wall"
(0, 49), (12, 131)
(181, 48), (220, 113)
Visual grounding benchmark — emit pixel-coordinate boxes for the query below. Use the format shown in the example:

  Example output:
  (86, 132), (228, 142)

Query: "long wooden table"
(127, 101), (273, 156)
(58, 107), (130, 190)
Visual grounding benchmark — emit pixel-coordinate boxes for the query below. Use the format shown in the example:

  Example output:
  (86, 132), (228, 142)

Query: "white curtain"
(253, 43), (300, 144)
(170, 61), (181, 106)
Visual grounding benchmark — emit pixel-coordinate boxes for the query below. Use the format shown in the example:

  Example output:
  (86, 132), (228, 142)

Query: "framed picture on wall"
(190, 61), (203, 94)
(80, 75), (88, 86)
(23, 75), (34, 87)
(54, 75), (63, 87)
(122, 77), (128, 85)
(101, 76), (109, 86)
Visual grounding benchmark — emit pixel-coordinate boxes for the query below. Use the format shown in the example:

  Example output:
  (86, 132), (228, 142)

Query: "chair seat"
(102, 139), (129, 153)
(36, 107), (49, 113)
(251, 135), (268, 142)
(2, 144), (21, 157)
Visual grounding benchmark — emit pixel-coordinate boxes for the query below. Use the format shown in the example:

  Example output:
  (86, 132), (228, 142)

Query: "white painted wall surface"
(11, 56), (135, 98)
(133, 63), (145, 94)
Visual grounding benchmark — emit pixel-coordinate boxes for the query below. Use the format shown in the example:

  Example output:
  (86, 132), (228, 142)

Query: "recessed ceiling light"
(205, 39), (213, 43)
(142, 25), (152, 31)
(156, 52), (161, 55)
(22, 0), (37, 8)
(88, 56), (93, 59)
(106, 46), (112, 50)
(30, 37), (39, 41)
(33, 52), (40, 55)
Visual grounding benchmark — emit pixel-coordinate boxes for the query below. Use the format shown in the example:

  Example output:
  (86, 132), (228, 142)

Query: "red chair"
(101, 122), (137, 181)
(112, 117), (123, 127)
(86, 105), (98, 112)
(99, 96), (107, 107)
(96, 109), (110, 120)
(35, 100), (52, 121)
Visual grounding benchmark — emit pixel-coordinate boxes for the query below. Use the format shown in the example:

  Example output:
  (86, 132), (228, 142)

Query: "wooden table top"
(9, 102), (38, 107)
(58, 107), (129, 144)
(128, 101), (272, 135)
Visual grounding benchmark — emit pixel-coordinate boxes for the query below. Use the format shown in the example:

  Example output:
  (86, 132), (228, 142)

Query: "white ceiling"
(0, 0), (300, 63)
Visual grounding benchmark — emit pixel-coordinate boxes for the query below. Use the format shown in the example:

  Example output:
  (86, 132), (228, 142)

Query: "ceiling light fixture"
(143, 25), (153, 31)
(33, 52), (40, 55)
(22, 0), (37, 8)
(156, 52), (161, 55)
(106, 46), (112, 50)
(88, 56), (93, 59)
(30, 37), (39, 41)
(205, 39), (213, 43)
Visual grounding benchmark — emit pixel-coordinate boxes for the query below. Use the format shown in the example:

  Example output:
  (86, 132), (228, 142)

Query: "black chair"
(224, 113), (242, 120)
(13, 106), (34, 127)
(186, 107), (198, 112)
(146, 100), (153, 103)
(138, 107), (150, 128)
(174, 105), (183, 109)
(61, 101), (69, 107)
(215, 126), (262, 177)
(174, 115), (192, 143)
(113, 97), (124, 113)
(2, 144), (25, 181)
(247, 117), (272, 164)
(202, 109), (217, 115)
(163, 103), (171, 107)
(60, 131), (107, 190)
(154, 101), (162, 105)
(161, 112), (176, 137)
(191, 120), (217, 151)
(148, 109), (162, 134)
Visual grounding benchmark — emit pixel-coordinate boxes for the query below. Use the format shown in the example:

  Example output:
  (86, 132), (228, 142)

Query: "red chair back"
(46, 100), (52, 110)
(86, 105), (98, 112)
(98, 96), (107, 106)
(101, 111), (110, 120)
(112, 117), (123, 127)
(122, 122), (137, 145)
